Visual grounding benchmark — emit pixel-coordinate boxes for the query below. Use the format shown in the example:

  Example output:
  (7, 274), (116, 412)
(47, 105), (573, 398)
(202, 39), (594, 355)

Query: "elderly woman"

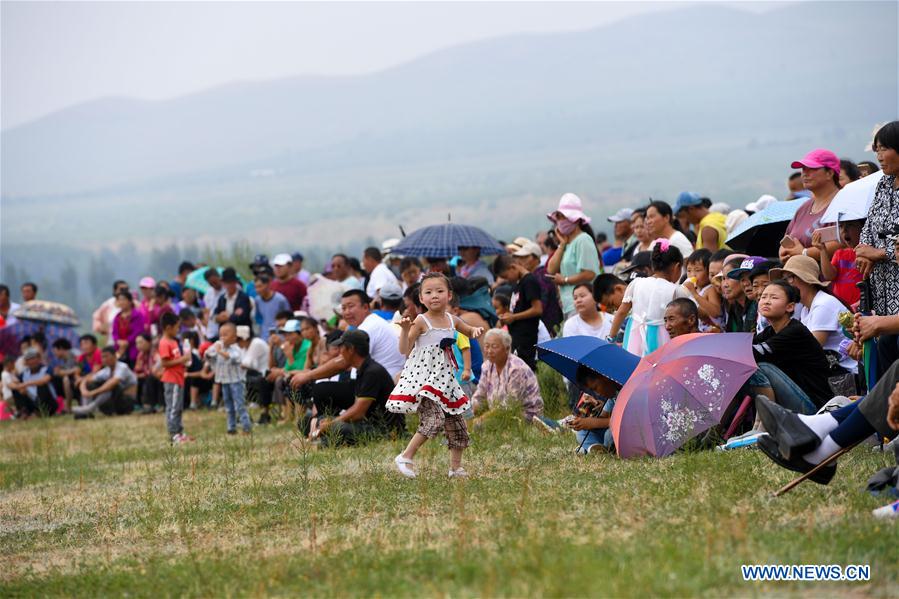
(471, 329), (552, 428)
(545, 193), (602, 319)
(855, 121), (899, 372)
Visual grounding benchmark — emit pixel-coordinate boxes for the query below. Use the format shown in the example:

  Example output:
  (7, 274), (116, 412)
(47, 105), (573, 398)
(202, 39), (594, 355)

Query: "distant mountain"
(2, 2), (895, 198)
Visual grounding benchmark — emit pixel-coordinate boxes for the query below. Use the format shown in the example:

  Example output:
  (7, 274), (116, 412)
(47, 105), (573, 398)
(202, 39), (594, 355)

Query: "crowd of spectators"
(1, 122), (898, 512)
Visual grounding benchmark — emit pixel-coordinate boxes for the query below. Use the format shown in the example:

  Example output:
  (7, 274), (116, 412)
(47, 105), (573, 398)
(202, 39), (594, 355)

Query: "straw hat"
(768, 255), (826, 287)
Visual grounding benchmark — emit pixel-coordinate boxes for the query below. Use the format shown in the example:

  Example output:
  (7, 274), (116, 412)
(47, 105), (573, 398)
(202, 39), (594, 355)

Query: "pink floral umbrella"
(610, 333), (756, 459)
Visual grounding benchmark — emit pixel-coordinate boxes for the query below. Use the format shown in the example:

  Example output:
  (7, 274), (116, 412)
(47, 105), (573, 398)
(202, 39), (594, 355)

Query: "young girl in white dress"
(607, 240), (691, 356)
(387, 273), (484, 478)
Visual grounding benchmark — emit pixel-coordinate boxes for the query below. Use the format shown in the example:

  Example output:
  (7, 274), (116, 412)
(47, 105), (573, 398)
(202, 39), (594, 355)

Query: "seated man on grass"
(311, 330), (405, 446)
(8, 348), (58, 417)
(73, 347), (138, 418)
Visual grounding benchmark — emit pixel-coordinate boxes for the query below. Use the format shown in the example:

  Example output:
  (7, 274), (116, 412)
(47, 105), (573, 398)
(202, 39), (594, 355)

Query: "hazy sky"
(1, 1), (783, 130)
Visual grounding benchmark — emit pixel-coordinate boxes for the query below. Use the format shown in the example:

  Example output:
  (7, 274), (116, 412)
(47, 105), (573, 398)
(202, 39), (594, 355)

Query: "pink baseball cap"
(791, 149), (840, 174)
(546, 192), (592, 224)
(139, 276), (156, 289)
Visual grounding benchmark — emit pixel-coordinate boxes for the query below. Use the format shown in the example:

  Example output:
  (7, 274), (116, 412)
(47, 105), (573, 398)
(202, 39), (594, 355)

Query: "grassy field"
(1, 391), (897, 597)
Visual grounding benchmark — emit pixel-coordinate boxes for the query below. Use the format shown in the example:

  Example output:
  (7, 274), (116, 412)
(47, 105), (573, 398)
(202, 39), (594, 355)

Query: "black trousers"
(513, 342), (538, 371)
(13, 385), (56, 416)
(141, 375), (165, 408)
(312, 381), (356, 418)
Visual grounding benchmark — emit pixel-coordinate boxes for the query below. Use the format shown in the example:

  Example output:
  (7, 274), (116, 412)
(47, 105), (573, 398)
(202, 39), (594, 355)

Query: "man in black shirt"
(493, 252), (544, 370)
(314, 330), (404, 446)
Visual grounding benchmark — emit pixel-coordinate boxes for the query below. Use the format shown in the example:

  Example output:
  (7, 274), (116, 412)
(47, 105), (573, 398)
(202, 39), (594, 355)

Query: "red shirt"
(78, 349), (102, 376)
(830, 248), (861, 307)
(271, 278), (307, 311)
(158, 337), (186, 386)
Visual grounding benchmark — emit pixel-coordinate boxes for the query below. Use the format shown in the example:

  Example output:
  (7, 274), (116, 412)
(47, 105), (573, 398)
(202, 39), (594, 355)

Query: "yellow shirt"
(696, 212), (729, 250)
(456, 332), (470, 350)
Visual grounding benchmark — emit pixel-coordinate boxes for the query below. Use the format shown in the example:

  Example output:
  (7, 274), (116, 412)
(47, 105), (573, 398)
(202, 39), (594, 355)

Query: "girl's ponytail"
(650, 238), (683, 272)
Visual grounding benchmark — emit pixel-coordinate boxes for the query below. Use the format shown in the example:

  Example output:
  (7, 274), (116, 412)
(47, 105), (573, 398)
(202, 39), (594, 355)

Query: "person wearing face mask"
(545, 193), (602, 319)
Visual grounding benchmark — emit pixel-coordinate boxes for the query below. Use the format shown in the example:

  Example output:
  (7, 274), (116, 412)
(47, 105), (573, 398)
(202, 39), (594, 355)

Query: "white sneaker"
(448, 468), (469, 478)
(394, 454), (416, 478)
(872, 498), (899, 519)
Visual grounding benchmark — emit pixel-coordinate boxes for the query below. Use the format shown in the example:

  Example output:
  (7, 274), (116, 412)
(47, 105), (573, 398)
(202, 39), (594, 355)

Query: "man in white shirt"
(73, 347), (138, 417)
(363, 247), (400, 302)
(290, 289), (405, 388)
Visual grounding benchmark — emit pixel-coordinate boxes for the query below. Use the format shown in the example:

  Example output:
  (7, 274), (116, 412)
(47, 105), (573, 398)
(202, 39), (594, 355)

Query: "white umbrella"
(305, 275), (348, 322)
(821, 171), (884, 223)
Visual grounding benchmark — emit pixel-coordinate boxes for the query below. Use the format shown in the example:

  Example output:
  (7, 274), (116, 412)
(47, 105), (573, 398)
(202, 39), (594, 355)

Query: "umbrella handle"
(723, 395), (753, 440)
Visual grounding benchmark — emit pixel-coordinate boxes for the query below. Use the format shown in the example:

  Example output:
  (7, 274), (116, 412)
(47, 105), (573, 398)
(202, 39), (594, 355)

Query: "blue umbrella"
(536, 336), (640, 387)
(725, 199), (805, 257)
(391, 223), (505, 258)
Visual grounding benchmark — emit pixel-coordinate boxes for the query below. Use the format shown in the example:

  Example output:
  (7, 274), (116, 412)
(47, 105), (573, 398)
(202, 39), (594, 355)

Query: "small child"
(179, 308), (207, 342)
(206, 322), (252, 435)
(387, 273), (484, 478)
(814, 219), (864, 307)
(447, 294), (477, 400)
(566, 365), (622, 454)
(491, 293), (511, 322)
(593, 274), (628, 315)
(1, 356), (19, 420)
(133, 333), (153, 410)
(181, 331), (209, 409)
(682, 249), (722, 332)
(608, 240), (690, 356)
(158, 312), (193, 443)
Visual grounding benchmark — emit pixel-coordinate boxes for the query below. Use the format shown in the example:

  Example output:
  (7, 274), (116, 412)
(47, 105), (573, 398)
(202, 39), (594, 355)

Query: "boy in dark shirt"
(493, 254), (543, 370)
(751, 280), (834, 414)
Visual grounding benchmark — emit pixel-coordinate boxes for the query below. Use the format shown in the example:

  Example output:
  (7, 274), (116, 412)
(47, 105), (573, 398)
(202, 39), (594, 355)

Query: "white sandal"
(448, 467), (469, 478)
(394, 454), (416, 478)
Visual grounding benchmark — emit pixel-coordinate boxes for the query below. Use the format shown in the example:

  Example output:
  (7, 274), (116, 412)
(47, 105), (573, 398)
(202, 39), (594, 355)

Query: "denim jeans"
(575, 428), (613, 454)
(749, 363), (818, 415)
(222, 382), (252, 433)
(163, 382), (184, 436)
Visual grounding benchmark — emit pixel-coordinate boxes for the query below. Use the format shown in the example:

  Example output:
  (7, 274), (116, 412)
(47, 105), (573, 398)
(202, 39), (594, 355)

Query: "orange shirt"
(158, 337), (186, 386)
